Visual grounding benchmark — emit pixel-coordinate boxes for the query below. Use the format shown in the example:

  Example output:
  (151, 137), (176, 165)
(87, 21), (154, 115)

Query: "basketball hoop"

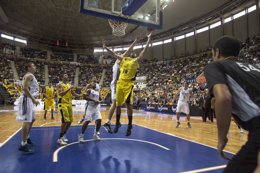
(108, 19), (128, 37)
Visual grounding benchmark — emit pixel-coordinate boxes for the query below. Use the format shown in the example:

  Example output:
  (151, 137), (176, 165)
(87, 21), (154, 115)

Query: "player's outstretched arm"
(72, 89), (81, 98)
(122, 38), (138, 57)
(136, 31), (152, 62)
(103, 42), (123, 60)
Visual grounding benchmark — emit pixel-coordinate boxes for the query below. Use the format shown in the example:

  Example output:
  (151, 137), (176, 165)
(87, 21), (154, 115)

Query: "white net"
(108, 19), (128, 37)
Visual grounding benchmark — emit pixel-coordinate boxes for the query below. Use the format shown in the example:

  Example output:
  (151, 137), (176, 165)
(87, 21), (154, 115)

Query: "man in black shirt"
(200, 89), (214, 122)
(204, 36), (260, 173)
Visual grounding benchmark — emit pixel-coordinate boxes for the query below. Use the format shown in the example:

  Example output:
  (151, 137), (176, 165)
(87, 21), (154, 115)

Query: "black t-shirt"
(204, 59), (260, 123)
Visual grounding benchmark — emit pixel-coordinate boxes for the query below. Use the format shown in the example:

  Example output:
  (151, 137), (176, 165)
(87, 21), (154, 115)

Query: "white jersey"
(95, 83), (100, 92)
(178, 87), (191, 102)
(16, 73), (39, 122)
(111, 60), (120, 87)
(23, 73), (39, 97)
(86, 89), (100, 108)
(84, 88), (102, 121)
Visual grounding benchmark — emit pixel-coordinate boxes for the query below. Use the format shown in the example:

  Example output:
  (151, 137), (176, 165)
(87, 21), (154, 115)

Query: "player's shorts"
(116, 80), (134, 106)
(58, 104), (73, 123)
(110, 83), (116, 101)
(82, 102), (102, 122)
(16, 95), (35, 122)
(44, 99), (55, 110)
(176, 100), (190, 115)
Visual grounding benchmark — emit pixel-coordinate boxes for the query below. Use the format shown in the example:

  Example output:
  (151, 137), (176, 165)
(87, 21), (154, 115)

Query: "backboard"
(80, 0), (162, 29)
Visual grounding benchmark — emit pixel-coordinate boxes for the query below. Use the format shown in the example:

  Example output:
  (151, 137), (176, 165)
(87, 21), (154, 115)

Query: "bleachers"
(48, 62), (75, 84)
(21, 47), (47, 60)
(0, 35), (259, 105)
(78, 64), (103, 87)
(0, 55), (13, 82)
(15, 58), (46, 84)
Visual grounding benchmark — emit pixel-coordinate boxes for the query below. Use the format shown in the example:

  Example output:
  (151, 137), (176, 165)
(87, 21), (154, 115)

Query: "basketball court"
(0, 112), (233, 173)
(0, 105), (247, 173)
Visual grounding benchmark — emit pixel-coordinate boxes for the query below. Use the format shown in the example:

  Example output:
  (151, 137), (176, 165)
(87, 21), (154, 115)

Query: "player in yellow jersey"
(103, 30), (152, 136)
(56, 74), (81, 145)
(43, 82), (55, 120)
(103, 38), (138, 133)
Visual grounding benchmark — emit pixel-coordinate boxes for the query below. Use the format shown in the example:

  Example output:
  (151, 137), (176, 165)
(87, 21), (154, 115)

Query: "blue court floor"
(0, 125), (232, 173)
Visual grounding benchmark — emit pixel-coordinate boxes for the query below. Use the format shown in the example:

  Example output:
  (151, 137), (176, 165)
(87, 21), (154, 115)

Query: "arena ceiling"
(0, 0), (251, 50)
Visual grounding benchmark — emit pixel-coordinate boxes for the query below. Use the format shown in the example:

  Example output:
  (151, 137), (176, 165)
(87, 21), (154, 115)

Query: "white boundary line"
(40, 123), (48, 127)
(136, 124), (235, 155)
(181, 164), (227, 173)
(40, 122), (58, 127)
(0, 128), (21, 148)
(0, 110), (17, 113)
(53, 138), (170, 162)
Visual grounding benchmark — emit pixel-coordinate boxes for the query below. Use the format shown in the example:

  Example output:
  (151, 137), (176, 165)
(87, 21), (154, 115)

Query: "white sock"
(21, 141), (27, 146)
(106, 119), (111, 124)
(27, 135), (30, 139)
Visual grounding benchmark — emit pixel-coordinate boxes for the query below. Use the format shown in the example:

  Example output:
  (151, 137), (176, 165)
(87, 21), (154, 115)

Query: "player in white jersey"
(110, 59), (120, 102)
(103, 38), (138, 133)
(16, 62), (40, 153)
(78, 77), (100, 124)
(174, 82), (192, 128)
(78, 82), (102, 142)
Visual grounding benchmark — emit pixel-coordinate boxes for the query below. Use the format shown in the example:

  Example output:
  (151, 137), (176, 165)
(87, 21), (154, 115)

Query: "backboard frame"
(80, 0), (162, 30)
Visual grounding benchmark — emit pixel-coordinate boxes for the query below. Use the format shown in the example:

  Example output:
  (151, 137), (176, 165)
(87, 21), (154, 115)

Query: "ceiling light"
(14, 38), (27, 44)
(1, 34), (13, 40)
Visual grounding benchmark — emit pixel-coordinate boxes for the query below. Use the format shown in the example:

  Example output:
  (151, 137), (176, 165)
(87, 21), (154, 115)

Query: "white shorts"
(16, 95), (35, 122)
(176, 100), (190, 115)
(83, 104), (102, 122)
(110, 84), (116, 101)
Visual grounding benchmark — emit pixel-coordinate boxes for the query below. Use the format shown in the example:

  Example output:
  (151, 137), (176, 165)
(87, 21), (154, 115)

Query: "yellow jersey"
(58, 82), (72, 105)
(45, 86), (54, 99)
(119, 57), (139, 82)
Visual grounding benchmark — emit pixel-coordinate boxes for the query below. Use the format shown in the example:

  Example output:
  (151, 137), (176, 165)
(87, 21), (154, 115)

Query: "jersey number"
(123, 69), (128, 74)
(236, 62), (260, 72)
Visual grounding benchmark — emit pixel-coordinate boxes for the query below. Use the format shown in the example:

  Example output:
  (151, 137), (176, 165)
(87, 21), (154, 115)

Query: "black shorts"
(224, 128), (260, 173)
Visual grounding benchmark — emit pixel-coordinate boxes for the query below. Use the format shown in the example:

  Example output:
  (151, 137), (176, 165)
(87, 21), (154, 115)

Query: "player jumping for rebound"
(103, 38), (138, 133)
(103, 30), (152, 136)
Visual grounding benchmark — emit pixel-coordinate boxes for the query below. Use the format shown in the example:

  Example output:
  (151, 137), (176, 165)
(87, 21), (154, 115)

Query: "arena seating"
(0, 36), (259, 105)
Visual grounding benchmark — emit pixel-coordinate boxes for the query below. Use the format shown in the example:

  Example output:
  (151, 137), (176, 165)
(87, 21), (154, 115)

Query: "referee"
(204, 36), (260, 173)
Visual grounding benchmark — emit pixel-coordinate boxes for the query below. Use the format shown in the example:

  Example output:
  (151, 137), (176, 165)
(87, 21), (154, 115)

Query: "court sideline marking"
(180, 164), (226, 173)
(0, 110), (17, 113)
(0, 128), (21, 148)
(40, 121), (59, 127)
(53, 138), (170, 162)
(136, 124), (235, 155)
(136, 125), (231, 172)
